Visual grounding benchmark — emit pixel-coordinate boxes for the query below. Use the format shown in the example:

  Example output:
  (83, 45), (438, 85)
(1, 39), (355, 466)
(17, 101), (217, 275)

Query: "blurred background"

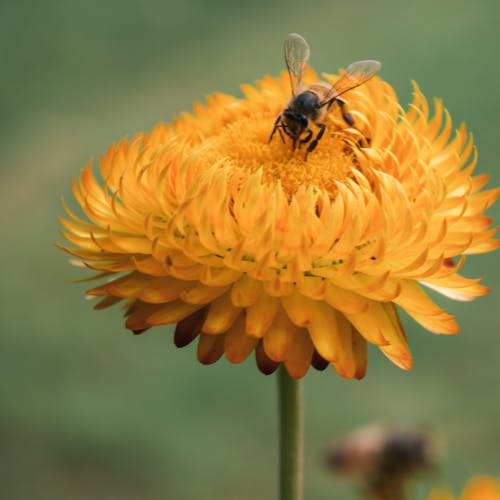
(1, 0), (499, 498)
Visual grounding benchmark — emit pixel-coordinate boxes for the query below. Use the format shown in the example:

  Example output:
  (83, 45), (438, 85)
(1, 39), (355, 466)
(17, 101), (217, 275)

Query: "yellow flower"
(427, 476), (500, 500)
(59, 69), (499, 379)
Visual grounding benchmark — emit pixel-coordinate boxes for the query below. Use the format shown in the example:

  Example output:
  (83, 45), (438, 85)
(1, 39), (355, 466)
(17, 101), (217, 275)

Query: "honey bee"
(269, 33), (381, 158)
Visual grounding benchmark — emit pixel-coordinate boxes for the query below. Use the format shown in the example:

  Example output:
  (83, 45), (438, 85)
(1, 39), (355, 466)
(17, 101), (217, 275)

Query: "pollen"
(197, 109), (360, 197)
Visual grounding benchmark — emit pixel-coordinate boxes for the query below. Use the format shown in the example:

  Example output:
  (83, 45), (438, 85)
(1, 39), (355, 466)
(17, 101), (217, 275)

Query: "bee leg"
(305, 123), (326, 159)
(336, 97), (355, 127)
(299, 129), (313, 148)
(269, 115), (283, 143)
(278, 128), (286, 143)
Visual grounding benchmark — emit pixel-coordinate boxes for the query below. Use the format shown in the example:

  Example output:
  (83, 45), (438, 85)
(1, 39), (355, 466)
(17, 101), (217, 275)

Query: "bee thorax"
(288, 91), (321, 118)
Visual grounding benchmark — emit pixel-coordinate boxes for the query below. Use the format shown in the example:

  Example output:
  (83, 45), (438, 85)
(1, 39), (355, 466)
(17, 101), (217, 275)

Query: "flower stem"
(278, 365), (303, 500)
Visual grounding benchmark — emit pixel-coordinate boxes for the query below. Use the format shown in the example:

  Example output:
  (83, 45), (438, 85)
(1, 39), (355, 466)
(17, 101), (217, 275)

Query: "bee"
(269, 33), (381, 158)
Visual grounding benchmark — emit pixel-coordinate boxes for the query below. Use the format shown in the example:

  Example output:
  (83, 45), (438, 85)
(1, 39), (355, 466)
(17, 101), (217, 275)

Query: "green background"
(1, 0), (499, 498)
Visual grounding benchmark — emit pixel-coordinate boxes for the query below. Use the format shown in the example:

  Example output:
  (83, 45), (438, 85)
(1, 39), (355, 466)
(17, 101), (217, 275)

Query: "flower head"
(59, 68), (499, 379)
(427, 476), (500, 500)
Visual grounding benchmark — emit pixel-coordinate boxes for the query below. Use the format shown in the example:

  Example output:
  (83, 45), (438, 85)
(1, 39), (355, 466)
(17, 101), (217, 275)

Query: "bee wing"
(284, 33), (310, 96)
(320, 59), (381, 107)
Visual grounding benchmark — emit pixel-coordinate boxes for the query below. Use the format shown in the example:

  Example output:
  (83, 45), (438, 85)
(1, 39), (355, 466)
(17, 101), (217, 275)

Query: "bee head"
(283, 110), (308, 140)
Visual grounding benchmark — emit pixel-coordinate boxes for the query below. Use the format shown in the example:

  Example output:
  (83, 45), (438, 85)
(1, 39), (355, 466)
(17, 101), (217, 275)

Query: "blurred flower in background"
(59, 65), (498, 379)
(325, 424), (437, 499)
(427, 476), (500, 500)
(325, 424), (500, 500)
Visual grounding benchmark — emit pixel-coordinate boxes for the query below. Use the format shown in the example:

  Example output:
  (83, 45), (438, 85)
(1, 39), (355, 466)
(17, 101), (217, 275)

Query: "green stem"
(278, 365), (303, 500)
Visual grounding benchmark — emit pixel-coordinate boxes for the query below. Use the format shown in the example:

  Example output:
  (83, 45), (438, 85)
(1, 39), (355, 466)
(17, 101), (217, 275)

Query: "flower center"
(198, 110), (365, 197)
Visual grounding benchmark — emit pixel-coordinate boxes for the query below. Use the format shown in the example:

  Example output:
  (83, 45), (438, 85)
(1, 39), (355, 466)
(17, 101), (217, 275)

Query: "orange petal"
(280, 288), (313, 328)
(324, 281), (370, 314)
(263, 276), (295, 297)
(343, 303), (389, 346)
(174, 308), (206, 347)
(329, 314), (368, 379)
(87, 271), (151, 298)
(230, 274), (263, 307)
(255, 340), (280, 375)
(410, 310), (459, 334)
(147, 300), (205, 326)
(263, 307), (297, 361)
(125, 301), (163, 331)
(138, 276), (195, 303)
(377, 303), (413, 370)
(197, 333), (225, 364)
(296, 276), (327, 300)
(132, 255), (169, 276)
(202, 292), (242, 334)
(180, 283), (231, 304)
(94, 295), (123, 310)
(224, 314), (258, 363)
(281, 290), (342, 361)
(307, 302), (344, 362)
(351, 329), (368, 380)
(199, 265), (242, 286)
(246, 294), (280, 338)
(284, 328), (313, 379)
(334, 272), (401, 302)
(395, 279), (451, 314)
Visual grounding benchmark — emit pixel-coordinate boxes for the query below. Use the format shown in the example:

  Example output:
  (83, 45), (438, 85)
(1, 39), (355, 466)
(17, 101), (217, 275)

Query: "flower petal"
(263, 307), (298, 361)
(174, 308), (206, 347)
(284, 328), (313, 379)
(202, 292), (242, 334)
(245, 294), (280, 338)
(224, 314), (258, 363)
(255, 340), (280, 375)
(197, 333), (225, 364)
